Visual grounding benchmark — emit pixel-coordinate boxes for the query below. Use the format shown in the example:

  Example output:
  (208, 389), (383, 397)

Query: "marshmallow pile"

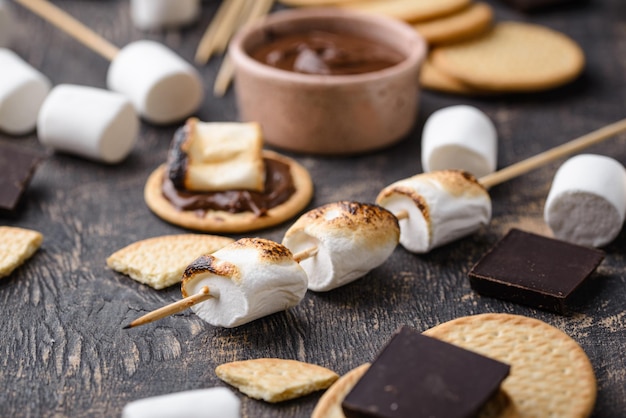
(3, 0), (206, 163)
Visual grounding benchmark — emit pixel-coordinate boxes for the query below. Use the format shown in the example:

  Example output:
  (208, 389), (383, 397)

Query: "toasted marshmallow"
(0, 49), (51, 135)
(544, 154), (626, 247)
(0, 1), (12, 48)
(422, 105), (497, 178)
(167, 118), (265, 192)
(376, 170), (491, 253)
(122, 387), (240, 418)
(37, 84), (138, 163)
(107, 40), (203, 125)
(130, 0), (200, 31)
(282, 201), (399, 292)
(181, 238), (308, 328)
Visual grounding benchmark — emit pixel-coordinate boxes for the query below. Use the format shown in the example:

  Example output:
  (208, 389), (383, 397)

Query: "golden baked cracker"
(424, 313), (597, 418)
(311, 364), (369, 418)
(144, 150), (313, 234)
(414, 2), (494, 45)
(341, 0), (471, 23)
(430, 22), (585, 92)
(420, 53), (487, 95)
(0, 226), (43, 279)
(106, 234), (234, 289)
(278, 0), (361, 6)
(215, 358), (339, 403)
(311, 363), (517, 418)
(420, 55), (478, 94)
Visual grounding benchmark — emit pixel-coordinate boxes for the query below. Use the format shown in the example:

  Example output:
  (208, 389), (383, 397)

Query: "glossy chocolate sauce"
(251, 30), (404, 75)
(162, 158), (295, 216)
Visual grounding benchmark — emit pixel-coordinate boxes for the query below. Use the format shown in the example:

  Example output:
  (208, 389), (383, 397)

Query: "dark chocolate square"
(0, 142), (44, 214)
(468, 228), (605, 314)
(342, 327), (510, 418)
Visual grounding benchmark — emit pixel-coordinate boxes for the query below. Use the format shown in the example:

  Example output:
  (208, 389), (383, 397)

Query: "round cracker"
(312, 362), (518, 418)
(341, 0), (471, 23)
(414, 2), (494, 45)
(430, 22), (585, 92)
(144, 150), (313, 234)
(424, 313), (597, 418)
(420, 53), (487, 95)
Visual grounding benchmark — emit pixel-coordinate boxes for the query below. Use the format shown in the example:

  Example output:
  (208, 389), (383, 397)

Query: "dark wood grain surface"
(2, 0), (626, 417)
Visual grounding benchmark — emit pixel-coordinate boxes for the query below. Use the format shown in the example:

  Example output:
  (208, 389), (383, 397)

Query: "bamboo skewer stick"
(478, 117), (626, 189)
(124, 286), (212, 329)
(213, 0), (275, 97)
(195, 0), (236, 64)
(15, 0), (119, 61)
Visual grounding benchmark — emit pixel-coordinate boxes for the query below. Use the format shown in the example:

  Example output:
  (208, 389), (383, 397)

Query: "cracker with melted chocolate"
(144, 121), (313, 233)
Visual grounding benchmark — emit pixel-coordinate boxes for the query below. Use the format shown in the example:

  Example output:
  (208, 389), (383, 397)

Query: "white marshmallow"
(544, 154), (626, 247)
(181, 238), (308, 328)
(0, 0), (12, 48)
(282, 201), (399, 292)
(130, 0), (200, 31)
(122, 387), (241, 418)
(37, 84), (138, 163)
(421, 105), (497, 178)
(376, 170), (492, 253)
(0, 49), (51, 135)
(107, 40), (204, 125)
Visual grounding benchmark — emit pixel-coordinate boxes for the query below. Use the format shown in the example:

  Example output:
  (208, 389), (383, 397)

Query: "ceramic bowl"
(229, 8), (427, 155)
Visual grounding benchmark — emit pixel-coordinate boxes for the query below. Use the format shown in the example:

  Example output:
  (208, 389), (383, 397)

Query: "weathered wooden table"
(2, 0), (625, 416)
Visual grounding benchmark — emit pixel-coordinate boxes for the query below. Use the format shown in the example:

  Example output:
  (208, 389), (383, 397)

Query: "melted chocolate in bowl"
(229, 8), (427, 154)
(250, 30), (405, 76)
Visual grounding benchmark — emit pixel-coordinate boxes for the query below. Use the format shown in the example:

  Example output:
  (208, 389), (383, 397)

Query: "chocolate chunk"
(0, 143), (44, 214)
(342, 326), (510, 418)
(468, 228), (605, 314)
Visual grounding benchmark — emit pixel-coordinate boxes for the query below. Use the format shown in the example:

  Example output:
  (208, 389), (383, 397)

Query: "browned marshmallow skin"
(250, 30), (405, 75)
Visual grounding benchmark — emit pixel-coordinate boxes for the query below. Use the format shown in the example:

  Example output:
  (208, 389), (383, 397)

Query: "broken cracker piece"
(216, 358), (339, 403)
(107, 234), (234, 289)
(0, 226), (43, 278)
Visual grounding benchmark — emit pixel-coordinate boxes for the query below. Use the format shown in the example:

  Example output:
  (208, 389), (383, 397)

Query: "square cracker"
(106, 234), (234, 289)
(0, 226), (43, 278)
(216, 358), (339, 403)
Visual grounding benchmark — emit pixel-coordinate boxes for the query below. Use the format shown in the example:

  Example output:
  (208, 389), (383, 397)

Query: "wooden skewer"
(195, 0), (248, 65)
(15, 0), (119, 61)
(124, 286), (212, 329)
(213, 0), (275, 97)
(478, 117), (626, 189)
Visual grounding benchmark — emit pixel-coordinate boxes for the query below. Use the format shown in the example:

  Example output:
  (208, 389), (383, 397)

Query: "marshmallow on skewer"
(282, 201), (400, 292)
(122, 387), (241, 418)
(0, 0), (12, 47)
(0, 49), (51, 135)
(107, 40), (204, 125)
(130, 0), (200, 31)
(376, 170), (491, 254)
(181, 238), (308, 328)
(37, 84), (139, 164)
(422, 105), (497, 178)
(544, 154), (626, 247)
